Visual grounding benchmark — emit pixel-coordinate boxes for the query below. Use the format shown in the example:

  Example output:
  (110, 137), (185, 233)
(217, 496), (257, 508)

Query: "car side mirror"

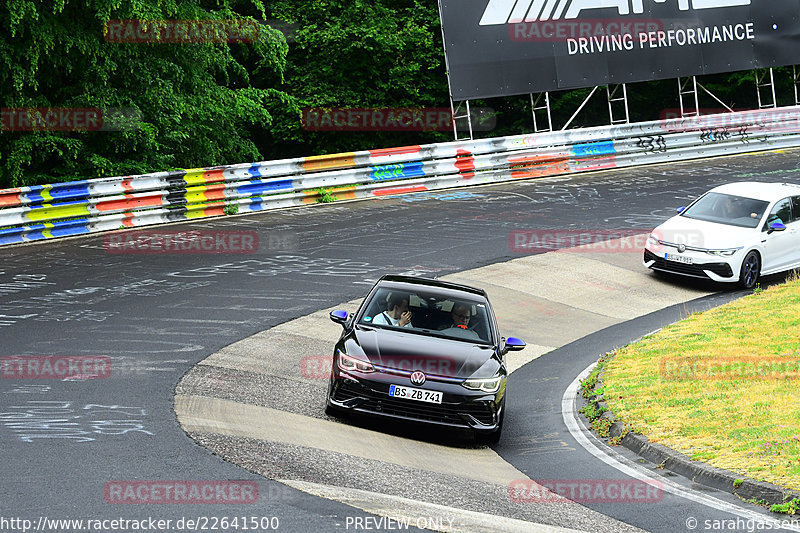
(504, 337), (526, 352)
(676, 206), (686, 214)
(330, 310), (348, 326)
(768, 221), (787, 233)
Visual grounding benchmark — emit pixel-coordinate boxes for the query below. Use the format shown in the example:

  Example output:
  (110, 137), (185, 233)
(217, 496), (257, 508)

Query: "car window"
(764, 198), (792, 230)
(681, 192), (768, 228)
(358, 287), (493, 344)
(792, 196), (800, 223)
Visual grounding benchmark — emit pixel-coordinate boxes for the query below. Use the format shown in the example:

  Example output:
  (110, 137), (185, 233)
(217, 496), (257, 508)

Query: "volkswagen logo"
(410, 370), (426, 386)
(677, 244), (686, 253)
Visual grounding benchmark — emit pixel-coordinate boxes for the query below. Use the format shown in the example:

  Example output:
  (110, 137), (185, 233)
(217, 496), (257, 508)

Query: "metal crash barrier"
(2, 107), (800, 246)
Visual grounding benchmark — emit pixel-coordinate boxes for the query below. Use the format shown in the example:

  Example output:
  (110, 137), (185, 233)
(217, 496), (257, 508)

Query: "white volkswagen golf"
(644, 182), (800, 289)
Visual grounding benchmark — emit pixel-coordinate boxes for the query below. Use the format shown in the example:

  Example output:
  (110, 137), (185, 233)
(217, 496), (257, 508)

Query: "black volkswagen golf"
(325, 275), (525, 443)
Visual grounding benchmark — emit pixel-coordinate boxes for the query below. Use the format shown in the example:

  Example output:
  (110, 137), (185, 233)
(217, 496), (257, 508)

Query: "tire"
(739, 251), (761, 290)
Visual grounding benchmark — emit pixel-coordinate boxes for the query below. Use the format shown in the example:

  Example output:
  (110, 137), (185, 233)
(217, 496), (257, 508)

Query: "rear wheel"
(739, 251), (760, 289)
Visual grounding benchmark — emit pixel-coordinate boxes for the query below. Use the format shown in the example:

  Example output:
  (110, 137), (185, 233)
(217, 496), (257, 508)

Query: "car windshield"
(681, 192), (769, 228)
(358, 286), (494, 344)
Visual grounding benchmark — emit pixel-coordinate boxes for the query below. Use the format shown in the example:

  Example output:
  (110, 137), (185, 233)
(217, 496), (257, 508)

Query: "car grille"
(644, 250), (733, 278)
(333, 381), (495, 426)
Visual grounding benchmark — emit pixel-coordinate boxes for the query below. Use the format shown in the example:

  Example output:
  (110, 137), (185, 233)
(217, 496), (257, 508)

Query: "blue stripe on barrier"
(49, 224), (91, 238)
(237, 180), (294, 195)
(0, 219), (91, 245)
(24, 198), (92, 211)
(370, 162), (425, 181)
(571, 141), (616, 157)
(24, 182), (91, 203)
(248, 165), (263, 178)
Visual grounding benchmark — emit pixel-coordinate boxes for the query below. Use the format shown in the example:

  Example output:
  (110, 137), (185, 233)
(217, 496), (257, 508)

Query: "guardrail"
(2, 107), (800, 246)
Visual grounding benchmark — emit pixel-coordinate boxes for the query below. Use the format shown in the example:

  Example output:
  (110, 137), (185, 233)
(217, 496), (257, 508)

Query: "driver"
(439, 303), (480, 340)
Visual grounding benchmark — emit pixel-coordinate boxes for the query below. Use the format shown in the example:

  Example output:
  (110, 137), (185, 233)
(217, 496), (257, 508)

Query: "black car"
(325, 275), (525, 443)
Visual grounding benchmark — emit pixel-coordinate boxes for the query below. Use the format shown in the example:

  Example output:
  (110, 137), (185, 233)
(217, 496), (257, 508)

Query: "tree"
(0, 0), (292, 188)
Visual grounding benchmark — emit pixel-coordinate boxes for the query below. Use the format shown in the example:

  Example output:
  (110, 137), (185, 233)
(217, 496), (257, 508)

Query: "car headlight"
(648, 234), (660, 246)
(337, 351), (374, 373)
(705, 247), (742, 257)
(462, 375), (503, 393)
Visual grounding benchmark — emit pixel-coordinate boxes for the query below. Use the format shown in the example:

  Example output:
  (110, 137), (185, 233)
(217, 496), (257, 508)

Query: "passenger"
(439, 303), (480, 340)
(372, 293), (413, 328)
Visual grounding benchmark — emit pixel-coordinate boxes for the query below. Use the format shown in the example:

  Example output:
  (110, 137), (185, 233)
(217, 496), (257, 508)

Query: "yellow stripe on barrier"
(25, 203), (91, 222)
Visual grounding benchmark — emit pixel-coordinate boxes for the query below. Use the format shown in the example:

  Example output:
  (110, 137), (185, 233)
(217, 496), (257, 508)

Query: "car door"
(760, 197), (795, 273)
(787, 195), (800, 269)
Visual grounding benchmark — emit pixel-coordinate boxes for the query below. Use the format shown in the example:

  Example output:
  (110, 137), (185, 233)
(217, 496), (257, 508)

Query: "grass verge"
(602, 274), (800, 493)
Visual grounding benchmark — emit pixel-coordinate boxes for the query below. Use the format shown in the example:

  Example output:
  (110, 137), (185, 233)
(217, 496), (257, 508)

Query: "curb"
(580, 367), (800, 509)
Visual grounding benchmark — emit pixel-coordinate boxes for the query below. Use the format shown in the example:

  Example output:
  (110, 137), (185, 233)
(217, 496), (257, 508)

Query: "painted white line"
(563, 362), (800, 532)
(279, 478), (589, 533)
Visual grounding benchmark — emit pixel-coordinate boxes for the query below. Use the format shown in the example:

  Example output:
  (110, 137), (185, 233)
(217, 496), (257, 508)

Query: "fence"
(2, 107), (800, 246)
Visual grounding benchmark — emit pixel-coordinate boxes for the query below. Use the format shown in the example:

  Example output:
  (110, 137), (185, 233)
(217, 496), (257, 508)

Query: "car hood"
(653, 216), (757, 249)
(341, 326), (499, 379)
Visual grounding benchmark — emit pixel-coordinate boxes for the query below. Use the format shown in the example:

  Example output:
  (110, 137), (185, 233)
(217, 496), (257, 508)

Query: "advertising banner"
(439, 0), (800, 100)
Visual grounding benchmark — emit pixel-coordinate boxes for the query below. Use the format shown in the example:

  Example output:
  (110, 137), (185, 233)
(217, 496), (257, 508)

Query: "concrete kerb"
(581, 370), (800, 508)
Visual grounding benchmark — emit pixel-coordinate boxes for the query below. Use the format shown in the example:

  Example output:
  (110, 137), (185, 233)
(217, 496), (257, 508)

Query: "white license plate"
(665, 252), (693, 265)
(389, 384), (442, 404)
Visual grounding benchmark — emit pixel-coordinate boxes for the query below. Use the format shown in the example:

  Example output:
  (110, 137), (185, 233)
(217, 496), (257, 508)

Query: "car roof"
(376, 275), (487, 298)
(708, 182), (800, 202)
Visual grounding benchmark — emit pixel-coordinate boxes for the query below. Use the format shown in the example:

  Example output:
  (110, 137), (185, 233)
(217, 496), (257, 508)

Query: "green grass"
(602, 274), (800, 491)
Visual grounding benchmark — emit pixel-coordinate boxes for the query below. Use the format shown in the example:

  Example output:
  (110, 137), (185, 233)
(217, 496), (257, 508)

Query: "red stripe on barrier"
(369, 146), (422, 157)
(203, 169), (226, 183)
(577, 157), (617, 171)
(0, 190), (23, 207)
(95, 194), (164, 212)
(511, 161), (569, 179)
(201, 183), (226, 201)
(373, 185), (428, 196)
(455, 149), (475, 179)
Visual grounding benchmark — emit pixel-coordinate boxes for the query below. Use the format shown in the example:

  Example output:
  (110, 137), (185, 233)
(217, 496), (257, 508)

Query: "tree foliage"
(261, 0), (451, 159)
(0, 0), (291, 188)
(0, 1), (792, 189)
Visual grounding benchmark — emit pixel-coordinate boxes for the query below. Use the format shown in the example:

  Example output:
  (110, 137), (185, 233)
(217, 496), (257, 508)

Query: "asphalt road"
(1, 148), (799, 532)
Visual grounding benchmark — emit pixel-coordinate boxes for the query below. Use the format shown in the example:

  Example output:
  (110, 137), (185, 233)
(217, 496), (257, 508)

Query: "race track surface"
(2, 149), (799, 532)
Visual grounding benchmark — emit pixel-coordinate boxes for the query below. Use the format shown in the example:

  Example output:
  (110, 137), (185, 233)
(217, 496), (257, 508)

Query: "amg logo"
(480, 0), (751, 25)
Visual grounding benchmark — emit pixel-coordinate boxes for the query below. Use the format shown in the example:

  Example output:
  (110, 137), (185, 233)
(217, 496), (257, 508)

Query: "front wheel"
(739, 251), (761, 289)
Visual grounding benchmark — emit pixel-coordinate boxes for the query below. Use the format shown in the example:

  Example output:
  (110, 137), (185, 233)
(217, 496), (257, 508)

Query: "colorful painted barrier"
(2, 106), (800, 245)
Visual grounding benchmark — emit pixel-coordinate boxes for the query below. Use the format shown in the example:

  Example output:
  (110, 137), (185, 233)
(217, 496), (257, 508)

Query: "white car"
(644, 182), (800, 289)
